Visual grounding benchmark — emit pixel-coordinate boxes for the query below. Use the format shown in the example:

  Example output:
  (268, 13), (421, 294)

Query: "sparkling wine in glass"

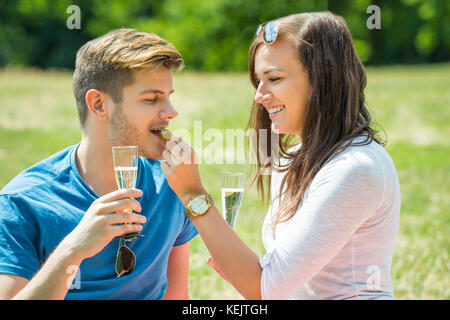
(114, 166), (138, 190)
(112, 146), (141, 240)
(221, 172), (246, 228)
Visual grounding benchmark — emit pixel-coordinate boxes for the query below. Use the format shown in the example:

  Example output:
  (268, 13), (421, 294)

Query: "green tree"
(0, 0), (448, 70)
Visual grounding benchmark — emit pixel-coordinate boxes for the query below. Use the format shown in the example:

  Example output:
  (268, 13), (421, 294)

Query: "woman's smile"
(267, 105), (286, 119)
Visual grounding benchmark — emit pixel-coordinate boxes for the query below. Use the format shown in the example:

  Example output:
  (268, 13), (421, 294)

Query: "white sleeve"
(260, 152), (385, 299)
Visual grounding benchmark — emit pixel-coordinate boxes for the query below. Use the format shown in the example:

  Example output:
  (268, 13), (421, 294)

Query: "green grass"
(0, 64), (449, 299)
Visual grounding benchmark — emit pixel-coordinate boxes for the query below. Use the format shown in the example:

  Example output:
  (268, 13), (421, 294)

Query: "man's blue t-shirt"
(0, 144), (198, 299)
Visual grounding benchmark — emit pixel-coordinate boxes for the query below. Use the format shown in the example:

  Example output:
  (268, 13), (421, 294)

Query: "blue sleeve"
(0, 195), (41, 280)
(173, 214), (198, 247)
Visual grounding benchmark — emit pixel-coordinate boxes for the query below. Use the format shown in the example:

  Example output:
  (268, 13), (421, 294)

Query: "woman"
(160, 12), (401, 300)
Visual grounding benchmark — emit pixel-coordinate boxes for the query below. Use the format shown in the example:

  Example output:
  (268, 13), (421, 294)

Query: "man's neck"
(75, 137), (118, 197)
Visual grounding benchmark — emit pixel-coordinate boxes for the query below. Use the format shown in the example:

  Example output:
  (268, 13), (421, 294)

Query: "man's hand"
(61, 188), (146, 263)
(5, 188), (147, 300)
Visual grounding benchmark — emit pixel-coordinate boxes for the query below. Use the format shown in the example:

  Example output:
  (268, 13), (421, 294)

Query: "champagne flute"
(221, 172), (246, 228)
(112, 146), (141, 240)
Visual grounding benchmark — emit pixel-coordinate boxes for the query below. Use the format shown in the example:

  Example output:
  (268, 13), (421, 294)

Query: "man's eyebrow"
(139, 89), (175, 95)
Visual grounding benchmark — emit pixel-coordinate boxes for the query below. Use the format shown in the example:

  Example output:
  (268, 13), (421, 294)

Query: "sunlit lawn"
(0, 63), (449, 299)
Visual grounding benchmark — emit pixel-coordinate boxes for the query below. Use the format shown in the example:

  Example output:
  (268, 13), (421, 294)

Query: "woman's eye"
(269, 77), (281, 82)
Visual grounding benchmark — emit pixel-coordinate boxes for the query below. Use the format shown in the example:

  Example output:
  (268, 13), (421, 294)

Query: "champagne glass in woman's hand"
(221, 172), (245, 229)
(205, 172), (245, 281)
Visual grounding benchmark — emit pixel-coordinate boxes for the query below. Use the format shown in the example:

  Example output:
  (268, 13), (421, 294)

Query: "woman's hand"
(160, 131), (262, 299)
(207, 256), (230, 283)
(160, 130), (206, 204)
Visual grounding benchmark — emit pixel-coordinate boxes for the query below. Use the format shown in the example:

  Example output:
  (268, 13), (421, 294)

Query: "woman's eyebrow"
(263, 67), (284, 74)
(254, 67), (284, 78)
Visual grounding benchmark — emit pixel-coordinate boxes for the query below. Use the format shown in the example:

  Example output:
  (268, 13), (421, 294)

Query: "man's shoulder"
(0, 144), (77, 197)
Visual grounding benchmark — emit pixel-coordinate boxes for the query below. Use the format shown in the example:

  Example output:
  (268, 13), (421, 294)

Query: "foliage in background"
(0, 0), (449, 71)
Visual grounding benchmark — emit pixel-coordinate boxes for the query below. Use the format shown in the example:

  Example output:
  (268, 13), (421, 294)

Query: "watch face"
(191, 198), (208, 214)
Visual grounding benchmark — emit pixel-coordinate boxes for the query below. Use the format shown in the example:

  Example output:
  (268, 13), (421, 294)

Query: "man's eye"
(144, 98), (157, 104)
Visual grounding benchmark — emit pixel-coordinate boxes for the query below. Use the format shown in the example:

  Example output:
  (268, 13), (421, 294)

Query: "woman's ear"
(85, 89), (109, 121)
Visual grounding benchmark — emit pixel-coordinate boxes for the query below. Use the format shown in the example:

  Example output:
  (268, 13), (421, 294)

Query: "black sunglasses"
(255, 20), (314, 47)
(114, 219), (144, 277)
(115, 237), (136, 277)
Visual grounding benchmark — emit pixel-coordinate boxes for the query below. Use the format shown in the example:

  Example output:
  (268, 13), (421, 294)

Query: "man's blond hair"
(72, 29), (184, 126)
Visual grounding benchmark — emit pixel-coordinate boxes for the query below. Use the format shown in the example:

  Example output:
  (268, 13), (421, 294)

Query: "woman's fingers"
(162, 129), (180, 143)
(163, 137), (196, 165)
(207, 256), (218, 270)
(160, 159), (172, 174)
(165, 140), (185, 166)
(162, 149), (175, 167)
(207, 256), (230, 283)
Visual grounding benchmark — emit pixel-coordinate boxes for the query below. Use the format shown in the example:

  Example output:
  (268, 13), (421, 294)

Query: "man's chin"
(149, 154), (164, 161)
(139, 149), (164, 161)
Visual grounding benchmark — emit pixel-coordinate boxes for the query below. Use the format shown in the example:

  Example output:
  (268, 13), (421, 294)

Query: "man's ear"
(85, 89), (109, 121)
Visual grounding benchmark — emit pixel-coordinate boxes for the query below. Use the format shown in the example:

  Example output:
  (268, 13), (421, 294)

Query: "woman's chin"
(271, 123), (288, 135)
(271, 124), (300, 136)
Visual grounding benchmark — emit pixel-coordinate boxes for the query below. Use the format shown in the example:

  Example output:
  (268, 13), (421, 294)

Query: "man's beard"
(108, 103), (152, 158)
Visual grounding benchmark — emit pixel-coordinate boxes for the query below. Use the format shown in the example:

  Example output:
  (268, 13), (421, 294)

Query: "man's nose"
(160, 102), (178, 120)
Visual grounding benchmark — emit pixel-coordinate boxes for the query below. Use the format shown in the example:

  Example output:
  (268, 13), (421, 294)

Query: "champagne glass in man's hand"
(112, 146), (143, 240)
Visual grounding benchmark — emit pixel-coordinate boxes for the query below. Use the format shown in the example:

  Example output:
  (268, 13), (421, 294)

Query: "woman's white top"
(259, 136), (401, 299)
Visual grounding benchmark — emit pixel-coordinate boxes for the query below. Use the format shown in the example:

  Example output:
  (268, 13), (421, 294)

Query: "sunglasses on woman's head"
(255, 20), (314, 47)
(115, 237), (136, 277)
(256, 20), (281, 43)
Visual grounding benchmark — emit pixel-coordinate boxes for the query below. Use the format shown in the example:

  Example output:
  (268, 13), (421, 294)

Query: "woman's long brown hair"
(247, 12), (384, 227)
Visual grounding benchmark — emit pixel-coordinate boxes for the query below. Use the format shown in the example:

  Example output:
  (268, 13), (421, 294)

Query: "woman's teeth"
(268, 106), (285, 114)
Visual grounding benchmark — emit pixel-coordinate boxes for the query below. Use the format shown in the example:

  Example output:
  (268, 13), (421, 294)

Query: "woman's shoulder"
(272, 136), (397, 191)
(278, 136), (393, 172)
(330, 136), (394, 172)
(316, 136), (398, 195)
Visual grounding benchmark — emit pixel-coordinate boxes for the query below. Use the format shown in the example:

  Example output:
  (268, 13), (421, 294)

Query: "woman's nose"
(254, 85), (272, 105)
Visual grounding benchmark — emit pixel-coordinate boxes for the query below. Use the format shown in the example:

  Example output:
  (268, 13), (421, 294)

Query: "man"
(0, 29), (197, 299)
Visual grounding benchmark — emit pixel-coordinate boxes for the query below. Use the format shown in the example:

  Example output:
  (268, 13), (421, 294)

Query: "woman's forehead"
(254, 39), (301, 75)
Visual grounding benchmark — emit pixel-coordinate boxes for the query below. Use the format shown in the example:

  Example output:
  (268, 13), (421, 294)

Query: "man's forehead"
(127, 68), (174, 95)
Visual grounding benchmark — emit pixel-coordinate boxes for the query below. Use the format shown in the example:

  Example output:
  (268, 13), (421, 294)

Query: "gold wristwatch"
(184, 193), (214, 219)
